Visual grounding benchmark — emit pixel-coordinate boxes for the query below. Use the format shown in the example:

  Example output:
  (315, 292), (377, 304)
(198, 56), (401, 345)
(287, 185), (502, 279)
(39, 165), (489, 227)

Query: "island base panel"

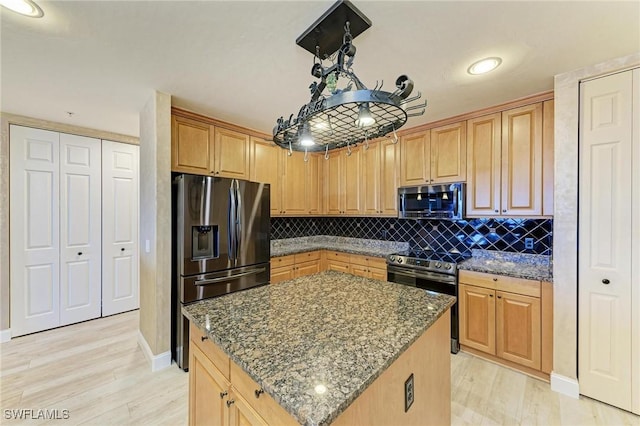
(332, 310), (451, 426)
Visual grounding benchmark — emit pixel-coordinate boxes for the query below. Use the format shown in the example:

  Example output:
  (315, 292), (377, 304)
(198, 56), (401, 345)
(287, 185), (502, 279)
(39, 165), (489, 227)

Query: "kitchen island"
(182, 271), (455, 426)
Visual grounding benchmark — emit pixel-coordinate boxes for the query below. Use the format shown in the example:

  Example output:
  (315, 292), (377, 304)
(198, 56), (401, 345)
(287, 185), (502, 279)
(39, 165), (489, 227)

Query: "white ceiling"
(2, 1), (639, 138)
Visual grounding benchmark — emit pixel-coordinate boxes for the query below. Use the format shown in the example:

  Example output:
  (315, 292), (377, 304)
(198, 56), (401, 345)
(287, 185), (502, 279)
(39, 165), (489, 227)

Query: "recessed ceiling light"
(467, 57), (502, 75)
(0, 0), (44, 17)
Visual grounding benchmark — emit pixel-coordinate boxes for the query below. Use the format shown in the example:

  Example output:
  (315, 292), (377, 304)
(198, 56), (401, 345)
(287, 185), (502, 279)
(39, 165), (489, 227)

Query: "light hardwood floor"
(1, 311), (638, 425)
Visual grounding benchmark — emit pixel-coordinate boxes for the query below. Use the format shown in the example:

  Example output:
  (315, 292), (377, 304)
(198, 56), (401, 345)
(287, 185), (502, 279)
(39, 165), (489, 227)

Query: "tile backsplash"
(271, 216), (553, 256)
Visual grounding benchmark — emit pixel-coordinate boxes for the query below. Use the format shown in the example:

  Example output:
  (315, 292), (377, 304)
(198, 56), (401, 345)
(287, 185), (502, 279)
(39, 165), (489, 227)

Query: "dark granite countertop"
(270, 236), (409, 258)
(182, 271), (455, 426)
(458, 249), (553, 282)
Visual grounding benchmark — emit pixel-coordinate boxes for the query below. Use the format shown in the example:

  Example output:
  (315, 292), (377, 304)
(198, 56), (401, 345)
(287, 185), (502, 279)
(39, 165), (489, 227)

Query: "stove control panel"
(386, 254), (458, 276)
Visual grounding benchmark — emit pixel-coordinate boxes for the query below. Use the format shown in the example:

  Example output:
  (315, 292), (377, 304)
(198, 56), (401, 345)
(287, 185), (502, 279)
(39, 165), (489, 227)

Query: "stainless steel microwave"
(398, 183), (465, 220)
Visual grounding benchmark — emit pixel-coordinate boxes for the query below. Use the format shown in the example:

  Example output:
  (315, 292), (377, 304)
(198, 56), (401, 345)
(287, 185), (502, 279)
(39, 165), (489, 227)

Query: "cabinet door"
(380, 139), (399, 216)
(542, 100), (554, 216)
(325, 152), (344, 214)
(326, 260), (350, 274)
(251, 138), (282, 215)
(189, 344), (230, 426)
(400, 132), (430, 186)
(305, 154), (322, 215)
(215, 128), (250, 179)
(281, 152), (307, 215)
(350, 264), (369, 278)
(270, 267), (294, 284)
(430, 122), (466, 183)
(501, 103), (543, 216)
(295, 261), (320, 278)
(228, 391), (268, 426)
(102, 141), (139, 316)
(362, 142), (381, 215)
(9, 126), (61, 336)
(344, 147), (363, 215)
(59, 134), (102, 326)
(496, 291), (541, 370)
(466, 114), (502, 216)
(369, 267), (387, 281)
(172, 115), (214, 175)
(459, 284), (495, 354)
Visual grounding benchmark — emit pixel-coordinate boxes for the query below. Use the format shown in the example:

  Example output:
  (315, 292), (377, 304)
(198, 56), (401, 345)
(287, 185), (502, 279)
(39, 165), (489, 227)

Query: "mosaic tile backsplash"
(271, 217), (553, 256)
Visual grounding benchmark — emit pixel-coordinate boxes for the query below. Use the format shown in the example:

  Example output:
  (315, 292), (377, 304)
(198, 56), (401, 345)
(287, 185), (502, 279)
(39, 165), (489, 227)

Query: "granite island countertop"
(182, 270), (455, 426)
(270, 236), (409, 258)
(458, 249), (553, 282)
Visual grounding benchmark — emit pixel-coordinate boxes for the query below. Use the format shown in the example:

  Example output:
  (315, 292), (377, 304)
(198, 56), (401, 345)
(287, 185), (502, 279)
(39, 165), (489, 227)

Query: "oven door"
(387, 265), (460, 353)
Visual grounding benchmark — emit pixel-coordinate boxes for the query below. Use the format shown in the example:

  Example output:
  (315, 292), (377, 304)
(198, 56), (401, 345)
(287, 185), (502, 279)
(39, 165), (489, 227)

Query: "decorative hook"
(347, 141), (352, 157)
(324, 144), (330, 160)
(304, 148), (309, 162)
(392, 125), (399, 144)
(364, 132), (369, 150)
(288, 140), (293, 156)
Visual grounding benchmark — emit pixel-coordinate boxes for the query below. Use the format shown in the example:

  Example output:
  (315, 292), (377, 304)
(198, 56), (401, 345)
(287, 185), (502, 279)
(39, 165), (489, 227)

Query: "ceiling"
(2, 1), (639, 138)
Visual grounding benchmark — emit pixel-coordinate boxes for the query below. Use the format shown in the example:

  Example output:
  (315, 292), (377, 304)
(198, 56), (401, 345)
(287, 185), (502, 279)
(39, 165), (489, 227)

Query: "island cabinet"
(189, 324), (297, 426)
(399, 121), (466, 187)
(458, 270), (553, 378)
(323, 251), (387, 280)
(466, 100), (554, 217)
(270, 251), (321, 284)
(171, 112), (250, 179)
(324, 147), (363, 215)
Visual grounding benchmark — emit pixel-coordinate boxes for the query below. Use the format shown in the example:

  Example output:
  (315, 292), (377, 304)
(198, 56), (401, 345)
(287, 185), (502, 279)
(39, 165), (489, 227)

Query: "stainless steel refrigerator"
(172, 174), (270, 370)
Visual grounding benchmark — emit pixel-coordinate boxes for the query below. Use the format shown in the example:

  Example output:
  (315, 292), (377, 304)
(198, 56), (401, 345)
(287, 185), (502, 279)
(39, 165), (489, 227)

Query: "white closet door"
(59, 134), (102, 325)
(102, 140), (139, 316)
(579, 70), (633, 411)
(9, 125), (60, 336)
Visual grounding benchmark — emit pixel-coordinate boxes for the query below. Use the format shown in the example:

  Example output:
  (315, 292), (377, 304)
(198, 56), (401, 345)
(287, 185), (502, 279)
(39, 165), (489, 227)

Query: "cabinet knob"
(220, 391), (228, 399)
(494, 210), (499, 213)
(121, 248), (125, 252)
(502, 209), (507, 213)
(602, 279), (610, 285)
(493, 278), (498, 282)
(210, 171), (215, 174)
(489, 294), (494, 298)
(254, 388), (264, 398)
(201, 335), (208, 342)
(497, 295), (502, 299)
(216, 171), (220, 175)
(77, 252), (83, 256)
(226, 400), (235, 407)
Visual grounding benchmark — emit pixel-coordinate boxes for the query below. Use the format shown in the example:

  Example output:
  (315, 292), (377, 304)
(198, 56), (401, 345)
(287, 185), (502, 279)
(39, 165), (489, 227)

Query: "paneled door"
(102, 140), (139, 316)
(59, 134), (102, 325)
(579, 70), (634, 411)
(10, 126), (60, 336)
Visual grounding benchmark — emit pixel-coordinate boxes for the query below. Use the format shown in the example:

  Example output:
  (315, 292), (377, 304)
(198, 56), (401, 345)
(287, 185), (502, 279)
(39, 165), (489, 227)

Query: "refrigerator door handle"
(235, 181), (242, 261)
(228, 183), (236, 261)
(194, 267), (267, 286)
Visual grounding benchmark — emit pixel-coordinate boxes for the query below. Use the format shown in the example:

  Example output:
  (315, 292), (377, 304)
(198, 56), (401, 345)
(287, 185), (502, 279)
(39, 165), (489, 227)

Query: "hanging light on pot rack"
(272, 0), (426, 157)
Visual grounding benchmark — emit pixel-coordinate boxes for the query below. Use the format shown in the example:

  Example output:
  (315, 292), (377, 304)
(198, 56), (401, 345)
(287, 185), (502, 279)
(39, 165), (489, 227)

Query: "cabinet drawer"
(190, 322), (230, 379)
(294, 250), (320, 263)
(230, 362), (298, 426)
(270, 266), (294, 284)
(270, 254), (295, 268)
(369, 267), (387, 281)
(459, 270), (541, 297)
(326, 260), (350, 274)
(325, 250), (352, 263)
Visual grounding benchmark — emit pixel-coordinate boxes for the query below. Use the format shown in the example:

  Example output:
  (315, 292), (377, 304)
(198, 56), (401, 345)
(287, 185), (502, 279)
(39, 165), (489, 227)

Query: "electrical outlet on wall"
(404, 373), (414, 412)
(524, 238), (534, 249)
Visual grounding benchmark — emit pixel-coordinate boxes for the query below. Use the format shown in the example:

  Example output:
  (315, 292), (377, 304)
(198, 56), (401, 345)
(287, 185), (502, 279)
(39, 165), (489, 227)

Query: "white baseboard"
(0, 328), (11, 343)
(137, 330), (172, 372)
(550, 372), (580, 399)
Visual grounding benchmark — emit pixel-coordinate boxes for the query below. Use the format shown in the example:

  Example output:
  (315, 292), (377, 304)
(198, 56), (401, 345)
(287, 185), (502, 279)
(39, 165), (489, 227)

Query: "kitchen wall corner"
(139, 91), (172, 361)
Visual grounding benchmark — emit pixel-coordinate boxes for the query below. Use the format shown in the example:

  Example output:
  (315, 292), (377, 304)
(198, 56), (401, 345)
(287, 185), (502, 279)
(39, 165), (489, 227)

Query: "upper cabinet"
(363, 138), (399, 216)
(324, 147), (363, 215)
(171, 112), (250, 179)
(466, 102), (553, 217)
(399, 121), (466, 187)
(250, 137), (282, 216)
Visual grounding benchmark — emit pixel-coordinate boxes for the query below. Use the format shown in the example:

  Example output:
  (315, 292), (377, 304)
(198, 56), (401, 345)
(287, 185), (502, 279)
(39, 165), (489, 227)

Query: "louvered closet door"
(579, 70), (634, 411)
(9, 125), (60, 336)
(101, 140), (139, 316)
(59, 134), (102, 325)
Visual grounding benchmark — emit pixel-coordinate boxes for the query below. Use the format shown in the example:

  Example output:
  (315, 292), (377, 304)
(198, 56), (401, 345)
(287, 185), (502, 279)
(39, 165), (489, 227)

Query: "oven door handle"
(387, 266), (456, 284)
(194, 267), (266, 286)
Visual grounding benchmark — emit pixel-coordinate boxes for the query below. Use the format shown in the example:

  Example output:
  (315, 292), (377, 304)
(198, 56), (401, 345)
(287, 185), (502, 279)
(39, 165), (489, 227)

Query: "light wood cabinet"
(228, 391), (267, 426)
(250, 137), (282, 216)
(172, 113), (250, 179)
(400, 122), (466, 187)
(270, 251), (321, 284)
(189, 344), (230, 426)
(281, 152), (307, 215)
(459, 270), (551, 376)
(324, 148), (363, 215)
(362, 138), (400, 216)
(466, 102), (553, 218)
(322, 251), (387, 279)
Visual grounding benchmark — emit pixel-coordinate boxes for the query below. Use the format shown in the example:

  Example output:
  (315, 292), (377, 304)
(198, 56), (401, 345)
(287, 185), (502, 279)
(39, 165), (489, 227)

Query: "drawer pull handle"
(255, 388), (264, 398)
(201, 335), (208, 342)
(226, 400), (235, 407)
(220, 391), (228, 399)
(492, 278), (498, 282)
(497, 295), (502, 299)
(602, 279), (610, 285)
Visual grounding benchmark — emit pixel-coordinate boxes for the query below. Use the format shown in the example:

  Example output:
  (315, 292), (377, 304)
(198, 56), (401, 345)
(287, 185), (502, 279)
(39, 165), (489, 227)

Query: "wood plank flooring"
(1, 311), (638, 425)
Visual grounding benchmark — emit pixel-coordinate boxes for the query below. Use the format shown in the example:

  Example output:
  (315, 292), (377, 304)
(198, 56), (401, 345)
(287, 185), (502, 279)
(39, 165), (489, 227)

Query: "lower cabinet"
(189, 323), (297, 426)
(458, 270), (552, 376)
(270, 251), (321, 284)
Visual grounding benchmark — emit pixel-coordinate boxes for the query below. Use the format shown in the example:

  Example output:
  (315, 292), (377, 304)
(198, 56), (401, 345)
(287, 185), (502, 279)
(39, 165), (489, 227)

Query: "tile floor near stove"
(1, 311), (637, 425)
